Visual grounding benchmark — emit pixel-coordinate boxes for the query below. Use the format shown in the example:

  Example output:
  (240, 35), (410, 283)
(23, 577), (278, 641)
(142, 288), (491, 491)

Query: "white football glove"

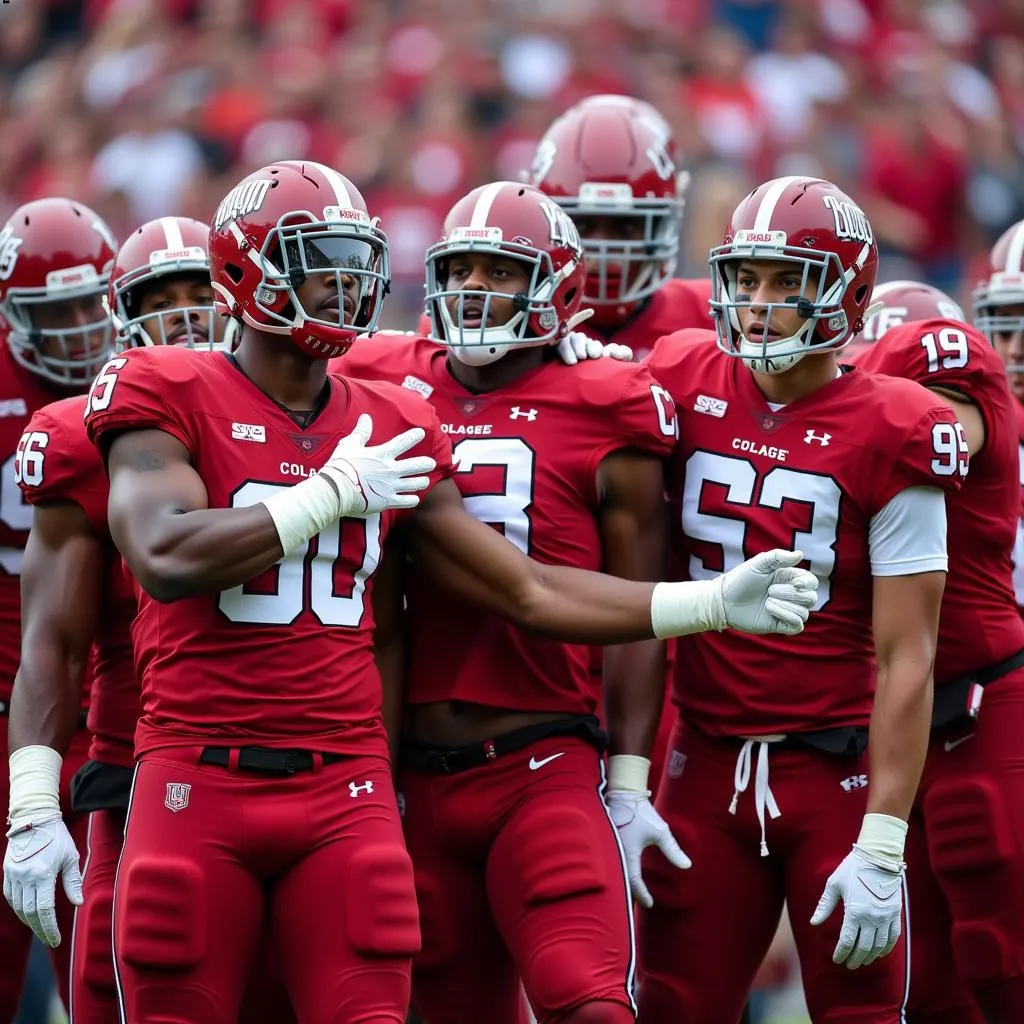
(606, 754), (690, 908)
(719, 549), (818, 635)
(261, 413), (436, 556)
(4, 746), (82, 949)
(810, 814), (907, 969)
(555, 331), (634, 366)
(4, 816), (83, 948)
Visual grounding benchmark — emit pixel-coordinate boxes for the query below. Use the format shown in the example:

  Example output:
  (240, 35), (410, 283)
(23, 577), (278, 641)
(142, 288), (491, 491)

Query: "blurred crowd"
(3, 0), (1024, 326)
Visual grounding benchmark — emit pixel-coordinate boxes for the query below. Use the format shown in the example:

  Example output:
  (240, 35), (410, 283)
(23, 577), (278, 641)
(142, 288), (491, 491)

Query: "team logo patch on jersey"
(288, 433), (326, 455)
(667, 750), (687, 779)
(694, 394), (728, 418)
(804, 430), (832, 446)
(164, 783), (191, 812)
(231, 422), (266, 443)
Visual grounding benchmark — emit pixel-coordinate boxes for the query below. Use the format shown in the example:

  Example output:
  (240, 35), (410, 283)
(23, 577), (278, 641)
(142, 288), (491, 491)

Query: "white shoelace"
(729, 735), (784, 856)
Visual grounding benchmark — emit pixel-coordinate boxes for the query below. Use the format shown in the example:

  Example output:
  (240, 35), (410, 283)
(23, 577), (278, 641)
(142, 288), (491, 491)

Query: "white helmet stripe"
(160, 217), (184, 251)
(276, 160), (353, 210)
(1006, 220), (1024, 273)
(469, 181), (509, 229)
(752, 176), (814, 233)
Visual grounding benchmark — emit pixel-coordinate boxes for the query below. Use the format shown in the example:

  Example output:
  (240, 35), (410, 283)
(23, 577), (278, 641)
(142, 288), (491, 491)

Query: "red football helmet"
(710, 176), (879, 374)
(862, 280), (966, 343)
(527, 94), (687, 324)
(109, 216), (222, 351)
(425, 181), (586, 366)
(972, 219), (1024, 354)
(208, 161), (389, 359)
(0, 197), (117, 387)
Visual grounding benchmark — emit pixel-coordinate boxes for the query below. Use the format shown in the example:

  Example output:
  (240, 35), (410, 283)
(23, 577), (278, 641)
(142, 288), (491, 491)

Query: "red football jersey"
(85, 346), (454, 758)
(1014, 401), (1024, 613)
(0, 340), (93, 708)
(338, 333), (678, 712)
(17, 396), (138, 766)
(855, 319), (1024, 681)
(646, 330), (966, 736)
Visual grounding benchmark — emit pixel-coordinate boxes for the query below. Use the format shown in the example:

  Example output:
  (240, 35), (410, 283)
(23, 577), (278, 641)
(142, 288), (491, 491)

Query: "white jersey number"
(217, 481), (381, 627)
(452, 437), (536, 555)
(682, 451), (841, 610)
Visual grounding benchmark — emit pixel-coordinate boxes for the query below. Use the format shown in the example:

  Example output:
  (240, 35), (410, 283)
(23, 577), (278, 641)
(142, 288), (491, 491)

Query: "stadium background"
(3, 0), (1023, 1020)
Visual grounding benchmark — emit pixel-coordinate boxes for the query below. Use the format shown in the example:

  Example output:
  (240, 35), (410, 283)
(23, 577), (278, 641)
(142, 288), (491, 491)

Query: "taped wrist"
(259, 472), (347, 557)
(8, 745), (62, 830)
(855, 812), (908, 873)
(608, 755), (651, 793)
(650, 579), (726, 638)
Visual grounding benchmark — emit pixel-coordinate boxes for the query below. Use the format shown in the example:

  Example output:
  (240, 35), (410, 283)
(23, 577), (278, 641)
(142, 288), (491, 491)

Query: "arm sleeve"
(868, 485), (948, 576)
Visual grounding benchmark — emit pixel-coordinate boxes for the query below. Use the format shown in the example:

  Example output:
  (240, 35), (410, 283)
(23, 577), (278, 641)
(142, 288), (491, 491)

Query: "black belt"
(71, 760), (134, 813)
(932, 647), (1024, 731)
(0, 699), (88, 729)
(728, 725), (867, 759)
(199, 746), (345, 775)
(400, 714), (607, 776)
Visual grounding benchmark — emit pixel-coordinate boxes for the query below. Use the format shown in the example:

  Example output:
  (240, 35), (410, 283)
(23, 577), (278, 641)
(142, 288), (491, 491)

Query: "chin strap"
(565, 307), (595, 331)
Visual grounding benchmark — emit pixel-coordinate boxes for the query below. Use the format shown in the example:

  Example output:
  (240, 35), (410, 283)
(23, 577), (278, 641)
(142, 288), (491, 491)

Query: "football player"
(974, 219), (1024, 615)
(61, 160), (812, 1022)
(339, 180), (683, 1023)
(634, 176), (967, 1022)
(855, 280), (1024, 1024)
(0, 197), (118, 1017)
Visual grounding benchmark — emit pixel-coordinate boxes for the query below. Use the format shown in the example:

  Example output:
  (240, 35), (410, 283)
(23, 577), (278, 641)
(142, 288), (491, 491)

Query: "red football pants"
(71, 806), (297, 1024)
(112, 748), (419, 1024)
(637, 719), (908, 1023)
(905, 668), (1024, 1024)
(399, 735), (636, 1024)
(0, 725), (90, 1018)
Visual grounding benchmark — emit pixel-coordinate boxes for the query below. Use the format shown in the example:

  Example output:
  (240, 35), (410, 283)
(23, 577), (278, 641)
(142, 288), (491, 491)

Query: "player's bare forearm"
(371, 536), (407, 770)
(107, 428), (286, 601)
(10, 504), (101, 752)
(410, 480), (660, 642)
(868, 571), (944, 819)
(599, 450), (670, 755)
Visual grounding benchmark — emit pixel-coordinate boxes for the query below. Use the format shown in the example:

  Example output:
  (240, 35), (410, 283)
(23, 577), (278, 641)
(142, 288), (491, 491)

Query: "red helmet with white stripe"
(0, 197), (117, 387)
(208, 161), (390, 359)
(973, 219), (1024, 351)
(109, 217), (220, 350)
(425, 181), (585, 366)
(710, 176), (878, 374)
(527, 94), (686, 322)
(862, 280), (966, 343)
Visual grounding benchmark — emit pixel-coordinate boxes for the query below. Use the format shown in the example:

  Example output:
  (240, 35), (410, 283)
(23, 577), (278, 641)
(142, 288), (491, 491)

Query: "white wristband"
(855, 812), (908, 871)
(8, 745), (62, 829)
(608, 754), (651, 793)
(650, 579), (726, 639)
(259, 473), (345, 558)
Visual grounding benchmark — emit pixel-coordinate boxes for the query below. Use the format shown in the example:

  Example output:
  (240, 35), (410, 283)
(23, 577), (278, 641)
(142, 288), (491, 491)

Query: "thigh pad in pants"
(345, 843), (421, 958)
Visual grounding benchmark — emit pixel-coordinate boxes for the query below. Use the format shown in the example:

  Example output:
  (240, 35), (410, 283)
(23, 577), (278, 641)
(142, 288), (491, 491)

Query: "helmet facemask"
(426, 236), (570, 367)
(710, 242), (860, 375)
(4, 269), (114, 387)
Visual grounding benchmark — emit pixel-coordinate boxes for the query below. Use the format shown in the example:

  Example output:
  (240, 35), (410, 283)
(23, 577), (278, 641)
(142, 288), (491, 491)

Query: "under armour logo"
(164, 783), (191, 812)
(509, 406), (538, 421)
(804, 430), (832, 446)
(839, 774), (868, 791)
(349, 780), (374, 798)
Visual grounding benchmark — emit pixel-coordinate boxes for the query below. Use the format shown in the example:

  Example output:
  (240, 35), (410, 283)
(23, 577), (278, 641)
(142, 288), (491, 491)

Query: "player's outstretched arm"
(4, 503), (98, 948)
(107, 415), (435, 602)
(406, 479), (819, 643)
